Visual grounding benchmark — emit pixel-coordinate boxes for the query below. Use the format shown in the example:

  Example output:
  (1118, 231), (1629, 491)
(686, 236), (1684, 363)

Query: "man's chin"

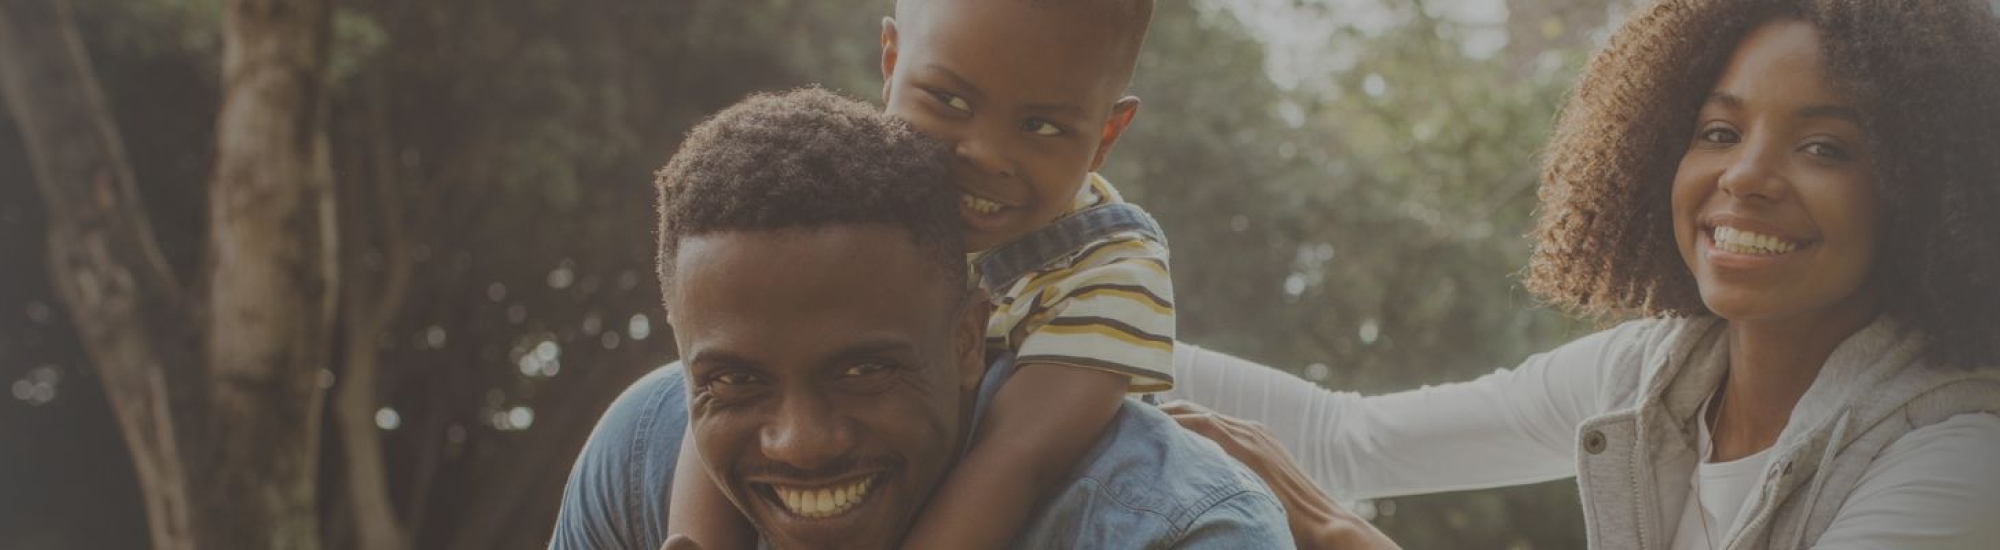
(741, 476), (912, 549)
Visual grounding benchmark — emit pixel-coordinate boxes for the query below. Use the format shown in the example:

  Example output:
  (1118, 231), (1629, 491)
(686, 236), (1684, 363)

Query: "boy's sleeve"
(1010, 234), (1176, 392)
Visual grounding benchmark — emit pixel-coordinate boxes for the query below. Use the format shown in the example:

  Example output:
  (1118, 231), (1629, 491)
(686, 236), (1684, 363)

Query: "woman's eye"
(1802, 142), (1849, 160)
(931, 91), (971, 112)
(1699, 127), (1740, 144)
(842, 362), (890, 378)
(1024, 119), (1064, 136)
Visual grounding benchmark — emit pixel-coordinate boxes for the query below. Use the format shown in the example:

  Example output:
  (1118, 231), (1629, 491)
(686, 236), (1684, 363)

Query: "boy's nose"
(955, 138), (1015, 179)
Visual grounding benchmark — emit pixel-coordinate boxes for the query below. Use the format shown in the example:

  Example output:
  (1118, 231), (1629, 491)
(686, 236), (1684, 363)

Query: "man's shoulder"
(1020, 399), (1292, 548)
(1076, 400), (1281, 516)
(548, 363), (687, 550)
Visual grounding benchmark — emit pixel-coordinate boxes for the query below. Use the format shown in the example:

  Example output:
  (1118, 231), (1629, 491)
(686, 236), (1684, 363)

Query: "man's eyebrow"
(826, 337), (919, 363)
(686, 348), (759, 370)
(925, 64), (985, 101)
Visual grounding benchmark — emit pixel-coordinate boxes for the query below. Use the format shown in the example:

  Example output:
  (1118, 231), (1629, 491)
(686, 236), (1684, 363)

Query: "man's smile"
(754, 473), (882, 519)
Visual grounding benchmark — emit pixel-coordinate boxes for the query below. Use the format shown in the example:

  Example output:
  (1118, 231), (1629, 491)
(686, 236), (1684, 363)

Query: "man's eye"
(1802, 142), (1849, 160)
(842, 362), (890, 378)
(713, 371), (761, 386)
(931, 90), (971, 112)
(1699, 127), (1740, 144)
(1024, 119), (1064, 136)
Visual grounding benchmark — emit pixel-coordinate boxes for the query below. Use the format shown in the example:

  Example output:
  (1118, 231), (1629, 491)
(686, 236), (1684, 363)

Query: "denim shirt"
(549, 356), (1293, 549)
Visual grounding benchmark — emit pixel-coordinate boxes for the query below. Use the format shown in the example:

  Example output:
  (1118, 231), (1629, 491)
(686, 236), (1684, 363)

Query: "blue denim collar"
(972, 203), (1165, 293)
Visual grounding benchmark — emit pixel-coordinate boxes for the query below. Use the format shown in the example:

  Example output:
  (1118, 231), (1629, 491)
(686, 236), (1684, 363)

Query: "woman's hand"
(1162, 400), (1401, 550)
(661, 534), (703, 550)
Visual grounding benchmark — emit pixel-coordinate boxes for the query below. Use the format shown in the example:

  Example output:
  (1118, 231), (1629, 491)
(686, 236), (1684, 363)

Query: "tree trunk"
(0, 1), (201, 549)
(331, 73), (413, 550)
(1, 0), (337, 546)
(201, 0), (338, 547)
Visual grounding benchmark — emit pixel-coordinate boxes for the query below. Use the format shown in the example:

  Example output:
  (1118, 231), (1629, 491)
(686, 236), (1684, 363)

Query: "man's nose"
(759, 393), (856, 471)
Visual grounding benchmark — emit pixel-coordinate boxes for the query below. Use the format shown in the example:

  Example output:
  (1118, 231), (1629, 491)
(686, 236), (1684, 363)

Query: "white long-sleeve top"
(1163, 330), (2000, 549)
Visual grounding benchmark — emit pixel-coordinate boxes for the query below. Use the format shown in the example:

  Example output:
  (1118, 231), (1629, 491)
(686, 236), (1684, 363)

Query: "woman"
(1165, 1), (2000, 548)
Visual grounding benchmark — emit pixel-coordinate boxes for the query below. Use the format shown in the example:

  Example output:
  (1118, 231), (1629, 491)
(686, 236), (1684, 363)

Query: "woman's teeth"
(772, 476), (875, 519)
(1712, 226), (1799, 255)
(962, 193), (1005, 215)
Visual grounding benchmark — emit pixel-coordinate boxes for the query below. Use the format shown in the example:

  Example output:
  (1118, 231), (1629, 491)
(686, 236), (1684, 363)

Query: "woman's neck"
(1711, 303), (1881, 462)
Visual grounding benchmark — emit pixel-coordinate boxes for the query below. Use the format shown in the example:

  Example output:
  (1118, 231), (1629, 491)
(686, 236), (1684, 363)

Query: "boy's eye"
(1801, 141), (1849, 160)
(1699, 127), (1740, 144)
(931, 90), (971, 112)
(1023, 119), (1064, 136)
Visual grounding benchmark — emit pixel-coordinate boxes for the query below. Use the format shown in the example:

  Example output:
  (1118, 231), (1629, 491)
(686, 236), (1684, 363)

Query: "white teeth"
(771, 476), (874, 519)
(961, 193), (1005, 215)
(1712, 226), (1799, 255)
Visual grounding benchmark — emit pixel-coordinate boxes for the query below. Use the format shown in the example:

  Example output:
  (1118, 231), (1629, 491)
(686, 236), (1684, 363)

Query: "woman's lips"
(1710, 225), (1802, 255)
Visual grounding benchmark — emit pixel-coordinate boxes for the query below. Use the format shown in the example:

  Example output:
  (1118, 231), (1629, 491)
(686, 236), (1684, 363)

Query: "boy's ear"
(954, 289), (991, 392)
(1089, 96), (1141, 172)
(880, 17), (901, 102)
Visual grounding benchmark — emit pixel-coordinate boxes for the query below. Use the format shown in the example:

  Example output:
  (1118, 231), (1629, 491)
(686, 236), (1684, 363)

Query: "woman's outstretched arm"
(1163, 325), (1641, 500)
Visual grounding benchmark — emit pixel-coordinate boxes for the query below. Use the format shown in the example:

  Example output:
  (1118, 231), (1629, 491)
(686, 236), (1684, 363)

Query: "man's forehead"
(668, 226), (959, 349)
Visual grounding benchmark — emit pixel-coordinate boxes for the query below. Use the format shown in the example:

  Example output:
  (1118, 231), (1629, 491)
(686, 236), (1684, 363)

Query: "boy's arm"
(896, 362), (1131, 550)
(667, 428), (759, 550)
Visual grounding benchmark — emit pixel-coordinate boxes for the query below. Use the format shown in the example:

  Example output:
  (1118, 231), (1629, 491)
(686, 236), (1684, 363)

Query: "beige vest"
(1574, 316), (2000, 550)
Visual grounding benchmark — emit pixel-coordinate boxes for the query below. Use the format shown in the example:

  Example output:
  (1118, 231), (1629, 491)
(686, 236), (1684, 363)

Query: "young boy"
(669, 1), (1172, 547)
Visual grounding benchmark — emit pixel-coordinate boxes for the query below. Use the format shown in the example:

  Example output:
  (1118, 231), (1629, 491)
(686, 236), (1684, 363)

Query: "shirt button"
(1583, 430), (1608, 454)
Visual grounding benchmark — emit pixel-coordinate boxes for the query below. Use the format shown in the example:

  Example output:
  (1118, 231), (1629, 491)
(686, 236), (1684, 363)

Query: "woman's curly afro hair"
(1528, 0), (2000, 366)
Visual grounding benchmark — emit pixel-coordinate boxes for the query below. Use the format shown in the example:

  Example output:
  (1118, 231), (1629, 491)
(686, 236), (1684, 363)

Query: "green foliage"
(7, 0), (1631, 548)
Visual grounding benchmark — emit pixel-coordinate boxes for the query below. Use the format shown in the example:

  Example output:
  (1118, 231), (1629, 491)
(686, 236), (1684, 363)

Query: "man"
(549, 88), (1291, 549)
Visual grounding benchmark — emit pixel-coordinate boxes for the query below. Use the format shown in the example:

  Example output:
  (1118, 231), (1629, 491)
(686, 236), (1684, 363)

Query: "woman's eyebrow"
(1705, 92), (1744, 109)
(1797, 104), (1862, 124)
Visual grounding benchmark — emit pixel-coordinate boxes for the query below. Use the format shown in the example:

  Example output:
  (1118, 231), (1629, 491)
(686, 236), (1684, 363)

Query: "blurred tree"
(2, 0), (1637, 548)
(1, 0), (335, 547)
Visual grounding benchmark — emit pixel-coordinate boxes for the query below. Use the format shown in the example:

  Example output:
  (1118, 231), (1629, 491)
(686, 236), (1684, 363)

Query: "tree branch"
(0, 1), (201, 548)
(332, 71), (415, 550)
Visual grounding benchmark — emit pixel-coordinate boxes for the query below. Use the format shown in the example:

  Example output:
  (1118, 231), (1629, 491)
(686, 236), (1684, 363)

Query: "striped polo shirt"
(974, 173), (1175, 392)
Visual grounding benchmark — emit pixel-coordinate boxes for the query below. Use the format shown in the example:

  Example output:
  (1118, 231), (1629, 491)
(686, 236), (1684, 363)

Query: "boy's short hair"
(1529, 0), (2000, 366)
(895, 0), (1154, 89)
(654, 87), (965, 299)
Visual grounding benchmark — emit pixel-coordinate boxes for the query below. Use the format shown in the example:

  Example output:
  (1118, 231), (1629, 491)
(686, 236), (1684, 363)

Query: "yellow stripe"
(1016, 243), (1169, 300)
(1067, 285), (1173, 316)
(1037, 321), (1174, 352)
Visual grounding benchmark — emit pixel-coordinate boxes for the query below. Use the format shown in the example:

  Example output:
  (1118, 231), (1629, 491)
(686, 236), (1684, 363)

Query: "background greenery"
(2, 0), (1639, 547)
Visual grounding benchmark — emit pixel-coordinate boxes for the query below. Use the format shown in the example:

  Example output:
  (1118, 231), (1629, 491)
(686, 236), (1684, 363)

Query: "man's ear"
(1088, 96), (1141, 172)
(953, 289), (991, 392)
(880, 17), (901, 102)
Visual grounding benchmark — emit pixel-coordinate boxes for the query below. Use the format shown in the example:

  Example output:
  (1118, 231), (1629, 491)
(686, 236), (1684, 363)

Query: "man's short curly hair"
(654, 87), (963, 299)
(1528, 0), (2000, 366)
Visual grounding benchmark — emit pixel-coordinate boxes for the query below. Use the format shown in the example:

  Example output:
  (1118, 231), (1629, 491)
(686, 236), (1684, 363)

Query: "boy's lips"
(958, 189), (1021, 233)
